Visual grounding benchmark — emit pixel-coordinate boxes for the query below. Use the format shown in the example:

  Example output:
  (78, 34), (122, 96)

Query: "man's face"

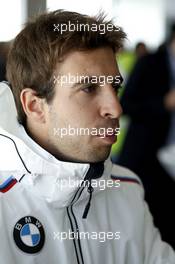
(46, 47), (123, 163)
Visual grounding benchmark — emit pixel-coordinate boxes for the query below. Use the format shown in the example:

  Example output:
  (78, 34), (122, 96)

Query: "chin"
(87, 151), (110, 163)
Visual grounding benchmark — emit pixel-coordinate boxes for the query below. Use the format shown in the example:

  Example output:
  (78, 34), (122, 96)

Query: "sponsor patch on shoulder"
(111, 175), (141, 185)
(0, 175), (17, 193)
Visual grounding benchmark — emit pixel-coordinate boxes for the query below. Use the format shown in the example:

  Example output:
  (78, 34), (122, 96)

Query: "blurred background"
(0, 0), (175, 248)
(0, 0), (174, 81)
(0, 0), (174, 46)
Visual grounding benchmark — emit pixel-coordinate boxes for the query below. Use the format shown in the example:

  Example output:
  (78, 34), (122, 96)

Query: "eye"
(81, 84), (96, 94)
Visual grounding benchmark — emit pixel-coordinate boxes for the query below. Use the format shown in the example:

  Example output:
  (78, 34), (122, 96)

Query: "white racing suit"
(0, 82), (174, 264)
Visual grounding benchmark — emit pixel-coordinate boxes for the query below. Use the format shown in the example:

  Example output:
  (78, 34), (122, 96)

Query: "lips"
(93, 124), (120, 144)
(96, 128), (120, 138)
(97, 133), (115, 137)
(96, 133), (117, 144)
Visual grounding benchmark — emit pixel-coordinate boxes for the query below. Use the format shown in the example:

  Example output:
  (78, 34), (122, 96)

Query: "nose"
(99, 85), (123, 119)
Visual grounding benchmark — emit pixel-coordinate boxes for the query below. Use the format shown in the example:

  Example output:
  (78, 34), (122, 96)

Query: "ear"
(20, 88), (46, 123)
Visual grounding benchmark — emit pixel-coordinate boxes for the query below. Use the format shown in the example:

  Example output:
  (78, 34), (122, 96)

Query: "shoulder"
(110, 164), (144, 197)
(108, 164), (145, 209)
(111, 164), (142, 185)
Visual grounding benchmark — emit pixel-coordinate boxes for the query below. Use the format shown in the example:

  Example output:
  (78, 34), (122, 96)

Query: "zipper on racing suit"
(66, 162), (104, 264)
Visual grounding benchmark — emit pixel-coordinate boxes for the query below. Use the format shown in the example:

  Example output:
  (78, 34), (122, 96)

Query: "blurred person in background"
(0, 41), (11, 81)
(135, 41), (148, 59)
(117, 23), (175, 248)
(111, 41), (149, 162)
(158, 24), (175, 180)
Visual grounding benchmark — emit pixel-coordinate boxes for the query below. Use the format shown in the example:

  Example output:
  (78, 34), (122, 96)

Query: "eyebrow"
(70, 75), (124, 88)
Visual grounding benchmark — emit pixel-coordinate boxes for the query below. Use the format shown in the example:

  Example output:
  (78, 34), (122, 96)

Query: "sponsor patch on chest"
(13, 216), (45, 254)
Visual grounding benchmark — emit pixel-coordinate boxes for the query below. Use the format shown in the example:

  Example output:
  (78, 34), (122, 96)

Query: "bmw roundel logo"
(13, 216), (45, 254)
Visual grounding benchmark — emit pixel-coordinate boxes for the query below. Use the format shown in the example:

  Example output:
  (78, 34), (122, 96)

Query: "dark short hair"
(7, 10), (126, 125)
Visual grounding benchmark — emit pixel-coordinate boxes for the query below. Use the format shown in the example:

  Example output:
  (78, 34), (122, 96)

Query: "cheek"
(59, 96), (85, 119)
(52, 90), (99, 127)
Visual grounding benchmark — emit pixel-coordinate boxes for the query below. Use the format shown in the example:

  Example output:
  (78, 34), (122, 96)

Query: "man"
(0, 10), (174, 264)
